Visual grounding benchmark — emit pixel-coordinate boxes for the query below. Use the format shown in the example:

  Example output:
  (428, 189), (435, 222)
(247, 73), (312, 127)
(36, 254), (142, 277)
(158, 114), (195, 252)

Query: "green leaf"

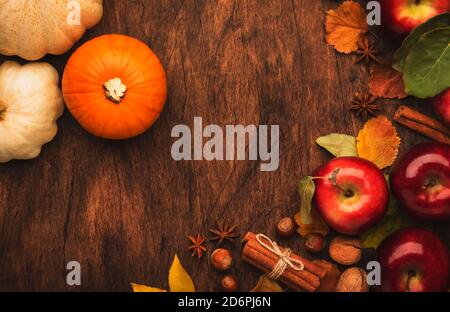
(316, 134), (357, 157)
(404, 27), (450, 98)
(384, 175), (397, 216)
(361, 207), (413, 249)
(362, 175), (433, 249)
(298, 176), (316, 225)
(361, 174), (411, 249)
(393, 13), (450, 72)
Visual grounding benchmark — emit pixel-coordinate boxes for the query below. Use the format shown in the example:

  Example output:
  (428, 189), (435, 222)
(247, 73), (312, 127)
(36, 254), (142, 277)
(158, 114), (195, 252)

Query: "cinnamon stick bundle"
(242, 232), (326, 292)
(394, 106), (450, 144)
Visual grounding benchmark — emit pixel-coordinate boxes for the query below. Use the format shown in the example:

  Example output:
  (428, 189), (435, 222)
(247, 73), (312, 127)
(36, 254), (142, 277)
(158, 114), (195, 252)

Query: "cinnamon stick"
(244, 232), (326, 278)
(243, 239), (320, 291)
(394, 106), (450, 144)
(242, 232), (326, 292)
(242, 244), (317, 292)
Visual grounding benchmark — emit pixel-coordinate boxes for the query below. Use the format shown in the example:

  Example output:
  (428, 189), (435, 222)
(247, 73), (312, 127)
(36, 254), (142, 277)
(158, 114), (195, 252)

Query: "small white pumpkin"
(0, 0), (103, 61)
(0, 61), (64, 163)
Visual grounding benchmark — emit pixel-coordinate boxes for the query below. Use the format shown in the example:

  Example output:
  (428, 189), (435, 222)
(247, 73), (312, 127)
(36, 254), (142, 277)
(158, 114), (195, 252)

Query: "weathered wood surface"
(0, 0), (447, 291)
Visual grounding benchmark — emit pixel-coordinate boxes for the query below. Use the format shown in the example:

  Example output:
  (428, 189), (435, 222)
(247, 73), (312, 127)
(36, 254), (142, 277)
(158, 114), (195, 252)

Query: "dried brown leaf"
(369, 64), (407, 99)
(325, 1), (369, 54)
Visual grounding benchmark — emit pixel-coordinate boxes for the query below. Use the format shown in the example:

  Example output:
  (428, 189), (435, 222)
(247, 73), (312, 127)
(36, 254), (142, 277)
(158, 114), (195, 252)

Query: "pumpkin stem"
(104, 78), (127, 103)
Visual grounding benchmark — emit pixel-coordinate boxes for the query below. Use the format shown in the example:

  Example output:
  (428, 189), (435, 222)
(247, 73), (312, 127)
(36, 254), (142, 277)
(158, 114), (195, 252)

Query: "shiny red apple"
(433, 88), (450, 126)
(380, 0), (450, 38)
(378, 227), (449, 292)
(390, 142), (450, 220)
(313, 157), (389, 235)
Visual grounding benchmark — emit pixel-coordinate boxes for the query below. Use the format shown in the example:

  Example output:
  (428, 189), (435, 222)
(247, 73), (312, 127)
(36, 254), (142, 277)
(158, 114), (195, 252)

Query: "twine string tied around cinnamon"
(255, 234), (305, 280)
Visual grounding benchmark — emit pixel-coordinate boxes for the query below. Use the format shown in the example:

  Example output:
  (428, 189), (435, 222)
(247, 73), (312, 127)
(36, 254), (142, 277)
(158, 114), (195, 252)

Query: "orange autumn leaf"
(294, 209), (329, 238)
(369, 64), (407, 99)
(357, 116), (401, 170)
(325, 1), (369, 54)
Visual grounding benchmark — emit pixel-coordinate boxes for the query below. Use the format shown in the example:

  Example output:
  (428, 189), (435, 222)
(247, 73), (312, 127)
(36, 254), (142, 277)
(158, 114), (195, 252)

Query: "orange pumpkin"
(62, 34), (167, 139)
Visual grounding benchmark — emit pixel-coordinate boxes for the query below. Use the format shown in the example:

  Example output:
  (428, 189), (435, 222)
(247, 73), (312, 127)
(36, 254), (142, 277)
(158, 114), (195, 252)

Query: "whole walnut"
(329, 236), (362, 265)
(336, 267), (369, 292)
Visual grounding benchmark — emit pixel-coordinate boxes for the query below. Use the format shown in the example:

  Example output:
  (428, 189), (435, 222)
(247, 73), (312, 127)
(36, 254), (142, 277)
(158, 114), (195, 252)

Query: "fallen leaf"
(393, 13), (450, 72)
(169, 254), (196, 292)
(251, 275), (283, 292)
(361, 175), (412, 249)
(294, 209), (329, 238)
(316, 134), (357, 157)
(403, 27), (450, 98)
(357, 116), (401, 170)
(384, 175), (398, 216)
(361, 204), (413, 249)
(369, 64), (407, 99)
(131, 254), (195, 293)
(298, 176), (316, 225)
(130, 283), (167, 293)
(325, 1), (369, 54)
(361, 176), (432, 249)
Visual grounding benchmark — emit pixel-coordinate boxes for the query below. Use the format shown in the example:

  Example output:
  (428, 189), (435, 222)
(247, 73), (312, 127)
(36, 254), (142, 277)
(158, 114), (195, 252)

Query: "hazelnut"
(276, 217), (296, 238)
(304, 233), (325, 253)
(211, 248), (232, 271)
(329, 236), (362, 265)
(221, 275), (238, 292)
(313, 260), (341, 292)
(336, 267), (369, 292)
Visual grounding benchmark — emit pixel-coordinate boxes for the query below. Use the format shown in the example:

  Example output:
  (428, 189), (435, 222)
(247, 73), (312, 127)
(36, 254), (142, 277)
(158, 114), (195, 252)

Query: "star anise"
(355, 38), (381, 65)
(350, 92), (380, 120)
(209, 221), (239, 245)
(188, 234), (207, 258)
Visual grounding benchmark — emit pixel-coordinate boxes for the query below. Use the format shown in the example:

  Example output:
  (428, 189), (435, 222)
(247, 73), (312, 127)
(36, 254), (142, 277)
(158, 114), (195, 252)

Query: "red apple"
(390, 142), (450, 220)
(313, 157), (389, 235)
(433, 88), (450, 126)
(378, 227), (449, 292)
(380, 0), (450, 38)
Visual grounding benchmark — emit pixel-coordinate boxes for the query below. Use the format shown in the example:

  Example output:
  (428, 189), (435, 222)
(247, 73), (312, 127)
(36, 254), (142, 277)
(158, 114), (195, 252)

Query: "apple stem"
(406, 271), (416, 292)
(422, 178), (437, 190)
(328, 168), (354, 198)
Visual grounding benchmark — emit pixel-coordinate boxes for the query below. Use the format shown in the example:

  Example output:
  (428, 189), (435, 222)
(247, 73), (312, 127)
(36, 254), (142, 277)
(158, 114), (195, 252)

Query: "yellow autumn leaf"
(251, 275), (283, 292)
(130, 283), (167, 293)
(294, 209), (329, 238)
(357, 116), (401, 170)
(325, 1), (369, 54)
(131, 254), (195, 293)
(169, 254), (196, 292)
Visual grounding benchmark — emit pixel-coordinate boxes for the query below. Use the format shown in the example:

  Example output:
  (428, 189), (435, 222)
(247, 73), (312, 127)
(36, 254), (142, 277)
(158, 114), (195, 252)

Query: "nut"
(313, 260), (341, 292)
(221, 275), (238, 292)
(336, 267), (369, 292)
(276, 217), (296, 238)
(211, 248), (233, 271)
(329, 236), (362, 265)
(304, 233), (325, 253)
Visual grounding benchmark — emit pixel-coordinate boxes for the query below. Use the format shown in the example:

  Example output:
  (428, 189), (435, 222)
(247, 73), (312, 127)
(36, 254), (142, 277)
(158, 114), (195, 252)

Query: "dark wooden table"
(0, 0), (447, 292)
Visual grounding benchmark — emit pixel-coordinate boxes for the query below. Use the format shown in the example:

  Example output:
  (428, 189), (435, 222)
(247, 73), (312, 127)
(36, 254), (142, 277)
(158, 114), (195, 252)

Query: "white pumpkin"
(0, 0), (103, 61)
(0, 61), (64, 163)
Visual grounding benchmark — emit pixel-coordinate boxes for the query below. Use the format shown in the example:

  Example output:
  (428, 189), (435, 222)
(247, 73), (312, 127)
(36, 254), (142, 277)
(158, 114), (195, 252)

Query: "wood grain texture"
(0, 0), (448, 291)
